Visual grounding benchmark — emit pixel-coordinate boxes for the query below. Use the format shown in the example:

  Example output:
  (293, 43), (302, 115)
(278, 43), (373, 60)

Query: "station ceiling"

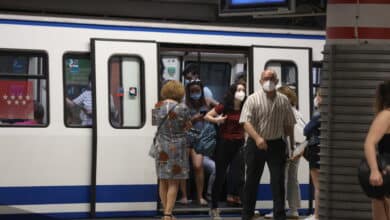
(0, 0), (326, 30)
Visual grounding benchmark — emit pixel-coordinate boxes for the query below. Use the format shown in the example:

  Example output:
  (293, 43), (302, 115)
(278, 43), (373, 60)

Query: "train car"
(0, 13), (325, 219)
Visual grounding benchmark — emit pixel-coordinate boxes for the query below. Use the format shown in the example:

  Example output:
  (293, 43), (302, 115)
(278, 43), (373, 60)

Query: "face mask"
(263, 80), (276, 92)
(184, 79), (190, 86)
(235, 91), (245, 101)
(190, 92), (202, 100)
(314, 97), (319, 108)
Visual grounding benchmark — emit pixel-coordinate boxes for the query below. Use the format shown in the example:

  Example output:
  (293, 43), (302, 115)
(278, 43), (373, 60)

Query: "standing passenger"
(265, 86), (304, 219)
(153, 80), (192, 220)
(186, 80), (217, 206)
(240, 69), (296, 220)
(205, 82), (247, 219)
(363, 81), (390, 220)
(303, 89), (322, 220)
(183, 63), (214, 99)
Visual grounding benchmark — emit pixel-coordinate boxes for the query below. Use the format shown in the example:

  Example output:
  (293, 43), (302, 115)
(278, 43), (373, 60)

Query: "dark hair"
(33, 101), (44, 123)
(185, 80), (206, 108)
(182, 63), (200, 78)
(375, 80), (390, 114)
(223, 82), (246, 113)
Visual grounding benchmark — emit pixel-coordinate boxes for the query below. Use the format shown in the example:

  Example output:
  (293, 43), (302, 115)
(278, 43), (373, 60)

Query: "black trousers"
(241, 138), (287, 220)
(211, 138), (244, 209)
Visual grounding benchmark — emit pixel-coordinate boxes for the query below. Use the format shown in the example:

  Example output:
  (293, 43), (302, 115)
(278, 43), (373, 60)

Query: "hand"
(290, 153), (302, 161)
(255, 137), (267, 150)
(369, 169), (383, 186)
(215, 115), (227, 124)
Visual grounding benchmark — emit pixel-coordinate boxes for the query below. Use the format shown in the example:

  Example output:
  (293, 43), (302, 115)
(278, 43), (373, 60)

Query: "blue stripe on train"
(0, 211), (158, 220)
(0, 19), (325, 40)
(0, 184), (310, 205)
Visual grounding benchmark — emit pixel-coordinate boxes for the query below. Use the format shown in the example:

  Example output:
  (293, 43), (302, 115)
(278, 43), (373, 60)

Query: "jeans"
(203, 156), (216, 197)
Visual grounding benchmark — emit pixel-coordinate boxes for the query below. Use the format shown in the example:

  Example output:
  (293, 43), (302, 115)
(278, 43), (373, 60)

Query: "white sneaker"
(209, 208), (222, 220)
(264, 211), (273, 219)
(286, 210), (299, 219)
(304, 215), (319, 220)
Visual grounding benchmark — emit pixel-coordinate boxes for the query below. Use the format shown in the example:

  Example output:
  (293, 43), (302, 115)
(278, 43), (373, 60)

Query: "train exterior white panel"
(0, 13), (325, 218)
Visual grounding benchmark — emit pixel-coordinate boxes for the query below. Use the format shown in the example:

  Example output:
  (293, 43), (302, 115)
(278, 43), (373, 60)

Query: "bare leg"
(179, 180), (188, 203)
(159, 179), (168, 210)
(191, 149), (206, 204)
(372, 198), (390, 220)
(310, 169), (320, 219)
(164, 179), (180, 216)
(385, 197), (390, 220)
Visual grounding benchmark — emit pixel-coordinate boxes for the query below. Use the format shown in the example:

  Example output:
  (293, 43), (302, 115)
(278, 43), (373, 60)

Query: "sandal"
(199, 198), (208, 206)
(162, 213), (174, 220)
(177, 198), (189, 205)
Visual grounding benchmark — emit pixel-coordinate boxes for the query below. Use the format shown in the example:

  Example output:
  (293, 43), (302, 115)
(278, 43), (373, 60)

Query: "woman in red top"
(205, 81), (246, 219)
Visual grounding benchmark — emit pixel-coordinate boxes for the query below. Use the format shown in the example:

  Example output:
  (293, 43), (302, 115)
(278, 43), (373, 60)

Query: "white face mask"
(235, 91), (246, 101)
(314, 97), (319, 108)
(262, 80), (276, 92)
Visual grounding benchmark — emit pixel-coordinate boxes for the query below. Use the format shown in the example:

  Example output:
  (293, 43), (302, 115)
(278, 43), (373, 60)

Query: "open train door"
(91, 39), (158, 218)
(251, 46), (312, 211)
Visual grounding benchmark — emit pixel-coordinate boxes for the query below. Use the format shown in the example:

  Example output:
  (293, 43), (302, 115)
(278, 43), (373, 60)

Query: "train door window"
(109, 55), (144, 128)
(186, 61), (232, 103)
(265, 60), (298, 103)
(0, 51), (48, 126)
(63, 53), (92, 127)
(312, 61), (322, 95)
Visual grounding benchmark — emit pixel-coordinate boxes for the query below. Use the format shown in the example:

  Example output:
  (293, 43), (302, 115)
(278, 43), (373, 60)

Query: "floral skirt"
(155, 136), (189, 179)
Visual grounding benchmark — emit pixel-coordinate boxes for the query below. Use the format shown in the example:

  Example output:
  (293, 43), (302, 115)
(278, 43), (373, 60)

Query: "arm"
(239, 96), (267, 150)
(284, 124), (295, 151)
(205, 97), (219, 108)
(204, 107), (227, 124)
(364, 111), (390, 186)
(243, 122), (267, 150)
(284, 105), (296, 154)
(66, 97), (75, 107)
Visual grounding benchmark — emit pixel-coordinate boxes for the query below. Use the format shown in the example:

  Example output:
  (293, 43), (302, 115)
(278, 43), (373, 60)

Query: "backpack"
(193, 122), (217, 157)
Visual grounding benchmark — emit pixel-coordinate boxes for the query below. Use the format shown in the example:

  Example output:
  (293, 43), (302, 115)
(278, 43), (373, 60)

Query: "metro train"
(0, 13), (325, 219)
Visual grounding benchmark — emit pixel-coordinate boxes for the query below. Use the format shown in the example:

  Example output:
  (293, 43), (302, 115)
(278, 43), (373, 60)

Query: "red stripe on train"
(327, 27), (390, 39)
(328, 0), (390, 3)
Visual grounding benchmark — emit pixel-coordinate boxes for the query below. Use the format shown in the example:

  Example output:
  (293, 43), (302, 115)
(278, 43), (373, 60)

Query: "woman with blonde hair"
(153, 80), (192, 220)
(364, 81), (390, 220)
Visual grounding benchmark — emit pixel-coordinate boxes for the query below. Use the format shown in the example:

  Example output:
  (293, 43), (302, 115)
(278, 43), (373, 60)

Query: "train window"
(265, 60), (297, 88)
(109, 56), (144, 128)
(63, 53), (92, 127)
(265, 60), (298, 104)
(0, 51), (48, 126)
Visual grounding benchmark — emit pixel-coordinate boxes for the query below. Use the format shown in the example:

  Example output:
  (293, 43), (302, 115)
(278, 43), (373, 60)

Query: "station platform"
(88, 216), (308, 220)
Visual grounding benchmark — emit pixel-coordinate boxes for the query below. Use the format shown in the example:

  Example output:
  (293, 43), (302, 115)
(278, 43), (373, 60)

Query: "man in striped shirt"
(240, 69), (296, 220)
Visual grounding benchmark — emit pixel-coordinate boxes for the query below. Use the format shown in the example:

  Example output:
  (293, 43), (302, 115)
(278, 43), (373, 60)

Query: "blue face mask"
(184, 79), (190, 86)
(190, 92), (202, 100)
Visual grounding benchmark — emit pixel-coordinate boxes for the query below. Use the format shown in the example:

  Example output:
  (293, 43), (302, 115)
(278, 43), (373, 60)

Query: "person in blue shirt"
(303, 89), (321, 220)
(183, 63), (214, 99)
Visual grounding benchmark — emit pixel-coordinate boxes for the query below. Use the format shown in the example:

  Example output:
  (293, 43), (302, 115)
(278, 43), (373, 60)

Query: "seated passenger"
(66, 75), (93, 126)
